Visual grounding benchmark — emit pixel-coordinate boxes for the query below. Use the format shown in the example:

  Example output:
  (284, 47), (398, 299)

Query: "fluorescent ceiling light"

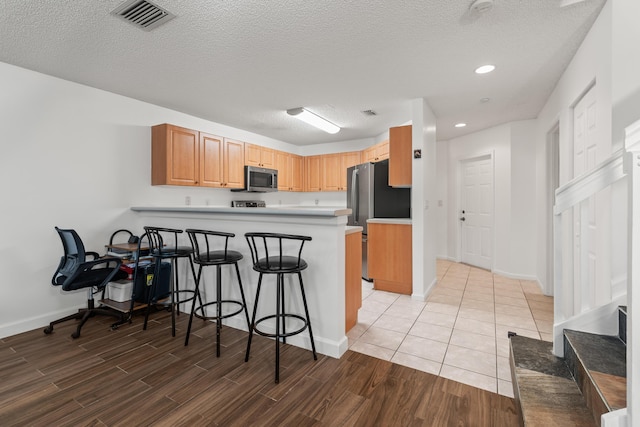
(455, 123), (467, 128)
(287, 108), (340, 134)
(475, 64), (495, 74)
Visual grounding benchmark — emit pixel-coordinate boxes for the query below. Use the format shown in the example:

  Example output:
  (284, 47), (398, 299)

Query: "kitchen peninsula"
(130, 205), (352, 358)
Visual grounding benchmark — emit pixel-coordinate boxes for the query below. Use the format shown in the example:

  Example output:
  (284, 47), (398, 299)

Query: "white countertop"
(345, 226), (363, 235)
(367, 218), (412, 225)
(131, 205), (351, 217)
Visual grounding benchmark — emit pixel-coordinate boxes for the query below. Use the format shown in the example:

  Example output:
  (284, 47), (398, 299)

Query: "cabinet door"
(305, 155), (322, 192)
(200, 133), (224, 187)
(291, 155), (304, 192)
(389, 125), (412, 187)
(361, 146), (376, 163)
(245, 143), (262, 166)
(152, 124), (199, 186)
(224, 139), (245, 188)
(260, 147), (276, 169)
(321, 154), (342, 191)
(275, 151), (292, 191)
(375, 140), (389, 160)
(340, 151), (362, 190)
(345, 231), (363, 332)
(367, 223), (412, 294)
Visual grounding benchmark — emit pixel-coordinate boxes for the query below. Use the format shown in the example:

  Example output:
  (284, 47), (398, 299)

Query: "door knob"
(460, 217), (466, 221)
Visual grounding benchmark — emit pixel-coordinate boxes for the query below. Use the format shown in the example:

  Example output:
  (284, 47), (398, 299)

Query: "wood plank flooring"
(0, 310), (519, 426)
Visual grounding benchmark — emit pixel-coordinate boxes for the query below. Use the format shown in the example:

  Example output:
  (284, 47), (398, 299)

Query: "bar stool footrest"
(254, 314), (308, 339)
(194, 300), (246, 322)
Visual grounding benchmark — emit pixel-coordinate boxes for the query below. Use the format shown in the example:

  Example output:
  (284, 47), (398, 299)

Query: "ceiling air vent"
(112, 0), (175, 31)
(361, 110), (377, 116)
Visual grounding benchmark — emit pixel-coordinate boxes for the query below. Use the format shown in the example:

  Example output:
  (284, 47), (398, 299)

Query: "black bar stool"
(142, 226), (198, 336)
(244, 232), (317, 383)
(184, 229), (250, 356)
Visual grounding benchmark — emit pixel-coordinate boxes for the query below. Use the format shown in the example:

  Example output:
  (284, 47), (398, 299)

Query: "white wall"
(436, 140), (449, 258)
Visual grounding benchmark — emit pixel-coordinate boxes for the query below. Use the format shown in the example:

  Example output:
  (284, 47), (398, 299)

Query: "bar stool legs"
(245, 271), (317, 383)
(184, 260), (250, 357)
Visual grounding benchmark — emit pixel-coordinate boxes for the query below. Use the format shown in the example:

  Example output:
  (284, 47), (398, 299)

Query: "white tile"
(454, 317), (496, 338)
(397, 335), (448, 364)
(497, 356), (511, 381)
(495, 325), (539, 340)
(372, 314), (415, 334)
(425, 302), (460, 316)
(449, 329), (496, 355)
(357, 309), (381, 327)
(440, 365), (497, 393)
(428, 293), (463, 306)
(361, 298), (392, 314)
(443, 344), (496, 377)
(498, 379), (514, 398)
(460, 299), (494, 313)
(458, 307), (495, 323)
(391, 352), (442, 376)
(409, 321), (453, 344)
(358, 326), (406, 351)
(494, 295), (529, 307)
(384, 303), (424, 321)
(495, 313), (538, 331)
(346, 323), (368, 340)
(417, 310), (457, 328)
(368, 290), (401, 305)
(349, 341), (395, 361)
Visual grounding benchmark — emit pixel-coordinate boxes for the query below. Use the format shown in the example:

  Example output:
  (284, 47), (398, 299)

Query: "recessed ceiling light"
(455, 123), (467, 128)
(475, 65), (495, 74)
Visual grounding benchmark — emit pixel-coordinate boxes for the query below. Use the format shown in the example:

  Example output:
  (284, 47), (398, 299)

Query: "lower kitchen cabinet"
(367, 222), (412, 295)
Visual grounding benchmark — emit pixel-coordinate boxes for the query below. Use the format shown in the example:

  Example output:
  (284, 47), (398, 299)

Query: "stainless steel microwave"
(232, 166), (278, 192)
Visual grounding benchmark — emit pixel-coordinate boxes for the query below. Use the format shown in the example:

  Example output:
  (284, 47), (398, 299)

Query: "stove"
(231, 200), (266, 208)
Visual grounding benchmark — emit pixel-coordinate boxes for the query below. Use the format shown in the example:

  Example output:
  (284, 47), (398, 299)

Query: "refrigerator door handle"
(351, 168), (359, 223)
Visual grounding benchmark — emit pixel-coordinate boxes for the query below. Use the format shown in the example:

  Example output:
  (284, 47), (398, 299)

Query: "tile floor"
(347, 259), (554, 397)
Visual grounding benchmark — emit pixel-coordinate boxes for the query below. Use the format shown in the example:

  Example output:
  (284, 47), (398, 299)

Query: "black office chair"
(45, 227), (127, 339)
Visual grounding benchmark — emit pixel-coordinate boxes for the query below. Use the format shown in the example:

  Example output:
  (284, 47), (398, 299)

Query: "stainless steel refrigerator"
(346, 159), (411, 280)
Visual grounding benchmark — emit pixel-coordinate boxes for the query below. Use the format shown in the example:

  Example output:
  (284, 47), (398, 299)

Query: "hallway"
(347, 260), (553, 397)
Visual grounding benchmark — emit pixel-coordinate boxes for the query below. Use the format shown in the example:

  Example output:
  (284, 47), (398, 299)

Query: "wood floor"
(0, 309), (519, 426)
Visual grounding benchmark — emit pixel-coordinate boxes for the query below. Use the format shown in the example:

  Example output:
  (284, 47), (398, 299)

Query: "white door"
(460, 155), (493, 270)
(572, 85), (607, 312)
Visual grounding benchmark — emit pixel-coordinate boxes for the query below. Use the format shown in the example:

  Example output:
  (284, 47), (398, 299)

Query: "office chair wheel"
(43, 326), (53, 334)
(71, 331), (80, 339)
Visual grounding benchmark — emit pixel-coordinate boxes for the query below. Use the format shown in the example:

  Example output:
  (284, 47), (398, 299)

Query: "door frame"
(456, 152), (495, 270)
(545, 122), (560, 295)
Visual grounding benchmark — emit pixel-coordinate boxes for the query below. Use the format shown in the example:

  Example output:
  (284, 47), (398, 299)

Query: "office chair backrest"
(53, 227), (87, 286)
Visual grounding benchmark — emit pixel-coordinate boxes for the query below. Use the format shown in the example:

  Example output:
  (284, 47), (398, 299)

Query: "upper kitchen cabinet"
(152, 124), (200, 186)
(321, 151), (361, 191)
(362, 140), (389, 163)
(388, 125), (412, 187)
(151, 124), (244, 188)
(245, 143), (275, 169)
(275, 151), (304, 192)
(305, 155), (322, 192)
(199, 136), (244, 188)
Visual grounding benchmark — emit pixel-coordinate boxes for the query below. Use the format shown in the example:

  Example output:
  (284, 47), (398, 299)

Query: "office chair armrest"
(86, 251), (101, 260)
(62, 257), (123, 290)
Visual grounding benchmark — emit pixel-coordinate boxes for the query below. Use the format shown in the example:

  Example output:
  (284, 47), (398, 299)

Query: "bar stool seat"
(244, 232), (316, 383)
(184, 229), (250, 357)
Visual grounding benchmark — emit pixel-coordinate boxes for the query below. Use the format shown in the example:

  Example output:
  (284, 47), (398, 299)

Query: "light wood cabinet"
(152, 124), (200, 186)
(321, 154), (342, 191)
(345, 230), (362, 332)
(275, 151), (304, 191)
(152, 124), (244, 188)
(362, 140), (389, 163)
(305, 155), (322, 192)
(367, 222), (412, 295)
(388, 125), (412, 187)
(195, 134), (245, 189)
(320, 151), (362, 192)
(245, 143), (275, 168)
(290, 154), (304, 192)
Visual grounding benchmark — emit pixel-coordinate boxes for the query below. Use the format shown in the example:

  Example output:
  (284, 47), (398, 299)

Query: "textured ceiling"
(0, 0), (606, 145)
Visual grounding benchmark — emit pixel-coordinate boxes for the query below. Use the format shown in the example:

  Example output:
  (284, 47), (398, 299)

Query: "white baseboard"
(0, 304), (85, 339)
